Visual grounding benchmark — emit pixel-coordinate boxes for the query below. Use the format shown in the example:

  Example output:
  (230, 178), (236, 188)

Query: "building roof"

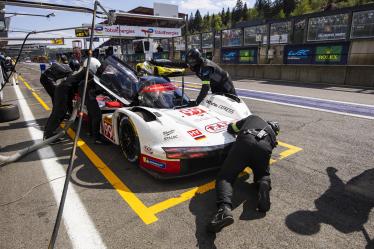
(111, 6), (186, 28)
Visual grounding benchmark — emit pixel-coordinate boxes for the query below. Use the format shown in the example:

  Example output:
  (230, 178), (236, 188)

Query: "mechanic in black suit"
(39, 55), (79, 102)
(185, 48), (237, 105)
(43, 57), (103, 143)
(207, 115), (280, 233)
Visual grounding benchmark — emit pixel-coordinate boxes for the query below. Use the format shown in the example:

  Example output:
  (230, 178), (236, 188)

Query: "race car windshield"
(138, 77), (189, 109)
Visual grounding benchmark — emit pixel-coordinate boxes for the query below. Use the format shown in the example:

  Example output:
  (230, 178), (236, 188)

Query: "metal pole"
(47, 1), (98, 248)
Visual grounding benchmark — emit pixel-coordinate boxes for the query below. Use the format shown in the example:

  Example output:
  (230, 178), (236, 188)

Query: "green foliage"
(194, 10), (203, 33)
(211, 14), (223, 31)
(186, 0), (374, 34)
(291, 0), (313, 16)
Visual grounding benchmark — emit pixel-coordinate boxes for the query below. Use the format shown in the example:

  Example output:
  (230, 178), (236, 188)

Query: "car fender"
(112, 107), (172, 159)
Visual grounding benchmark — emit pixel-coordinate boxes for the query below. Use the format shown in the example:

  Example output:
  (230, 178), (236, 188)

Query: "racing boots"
(257, 180), (271, 213)
(207, 204), (234, 233)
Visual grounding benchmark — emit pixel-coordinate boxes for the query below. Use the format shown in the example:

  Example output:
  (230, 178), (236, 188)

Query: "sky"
(5, 0), (256, 48)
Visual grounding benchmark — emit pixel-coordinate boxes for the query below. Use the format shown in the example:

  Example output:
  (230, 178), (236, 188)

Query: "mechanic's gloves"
(227, 122), (240, 135)
(267, 121), (280, 135)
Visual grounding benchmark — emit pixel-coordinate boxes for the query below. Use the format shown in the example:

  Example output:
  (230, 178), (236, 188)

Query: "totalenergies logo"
(141, 28), (154, 35)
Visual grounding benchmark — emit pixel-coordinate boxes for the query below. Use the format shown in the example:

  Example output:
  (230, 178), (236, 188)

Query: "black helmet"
(186, 48), (203, 68)
(69, 59), (80, 71)
(267, 121), (280, 135)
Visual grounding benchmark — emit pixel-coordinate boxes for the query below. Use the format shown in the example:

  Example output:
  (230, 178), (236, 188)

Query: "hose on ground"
(0, 103), (79, 167)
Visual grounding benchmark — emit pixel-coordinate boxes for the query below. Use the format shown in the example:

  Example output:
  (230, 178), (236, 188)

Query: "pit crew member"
(207, 115), (280, 233)
(39, 55), (79, 101)
(185, 48), (237, 105)
(43, 57), (102, 142)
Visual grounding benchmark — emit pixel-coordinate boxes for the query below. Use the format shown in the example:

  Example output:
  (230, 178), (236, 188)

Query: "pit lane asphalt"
(0, 63), (373, 249)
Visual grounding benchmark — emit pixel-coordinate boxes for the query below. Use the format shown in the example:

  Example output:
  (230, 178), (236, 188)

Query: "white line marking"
(182, 86), (374, 120)
(174, 80), (374, 108)
(13, 83), (107, 249)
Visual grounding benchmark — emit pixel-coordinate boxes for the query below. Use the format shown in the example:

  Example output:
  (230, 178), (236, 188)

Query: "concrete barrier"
(220, 64), (374, 88)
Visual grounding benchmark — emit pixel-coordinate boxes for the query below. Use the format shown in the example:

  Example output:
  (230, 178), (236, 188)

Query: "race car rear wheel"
(119, 116), (140, 163)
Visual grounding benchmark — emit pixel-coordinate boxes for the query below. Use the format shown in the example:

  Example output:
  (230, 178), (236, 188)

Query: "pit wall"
(220, 64), (374, 88)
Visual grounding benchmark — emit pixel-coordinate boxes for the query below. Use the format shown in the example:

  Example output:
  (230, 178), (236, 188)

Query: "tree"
(194, 10), (203, 32)
(277, 8), (286, 18)
(211, 14), (223, 31)
(232, 0), (244, 24)
(188, 12), (194, 33)
(223, 7), (231, 28)
(202, 12), (211, 32)
(283, 0), (296, 17)
(242, 3), (249, 21)
(255, 0), (272, 19)
(291, 0), (312, 16)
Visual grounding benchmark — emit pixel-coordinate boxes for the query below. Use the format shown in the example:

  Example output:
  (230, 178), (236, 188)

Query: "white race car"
(92, 56), (251, 178)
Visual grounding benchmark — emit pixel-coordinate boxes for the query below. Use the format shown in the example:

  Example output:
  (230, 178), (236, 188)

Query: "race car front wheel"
(119, 116), (140, 163)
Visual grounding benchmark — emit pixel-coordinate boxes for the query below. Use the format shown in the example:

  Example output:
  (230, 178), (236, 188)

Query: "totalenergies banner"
(93, 25), (181, 38)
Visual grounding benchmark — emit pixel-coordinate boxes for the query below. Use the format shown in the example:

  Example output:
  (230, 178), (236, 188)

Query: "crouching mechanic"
(185, 48), (237, 105)
(207, 115), (280, 233)
(40, 55), (79, 101)
(43, 57), (102, 143)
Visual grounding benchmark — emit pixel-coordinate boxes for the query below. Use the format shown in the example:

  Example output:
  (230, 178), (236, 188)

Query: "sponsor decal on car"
(206, 99), (218, 107)
(144, 145), (153, 154)
(143, 156), (166, 169)
(101, 117), (114, 141)
(187, 129), (206, 140)
(180, 107), (206, 116)
(206, 100), (234, 114)
(164, 135), (178, 141)
(205, 121), (229, 133)
(218, 105), (234, 114)
(163, 130), (175, 136)
(163, 129), (178, 141)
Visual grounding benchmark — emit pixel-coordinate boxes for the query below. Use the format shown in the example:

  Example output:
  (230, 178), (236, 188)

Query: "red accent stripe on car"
(140, 83), (177, 93)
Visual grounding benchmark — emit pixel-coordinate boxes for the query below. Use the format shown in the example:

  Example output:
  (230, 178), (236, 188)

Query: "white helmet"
(5, 56), (11, 61)
(83, 57), (101, 74)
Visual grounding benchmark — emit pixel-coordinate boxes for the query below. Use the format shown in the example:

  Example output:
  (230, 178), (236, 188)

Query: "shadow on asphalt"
(285, 167), (374, 248)
(0, 117), (47, 132)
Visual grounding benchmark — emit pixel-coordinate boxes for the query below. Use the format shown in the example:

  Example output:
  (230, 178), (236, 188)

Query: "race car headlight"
(162, 145), (230, 159)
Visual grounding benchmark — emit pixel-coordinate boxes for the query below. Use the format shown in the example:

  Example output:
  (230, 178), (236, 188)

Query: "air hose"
(0, 103), (78, 167)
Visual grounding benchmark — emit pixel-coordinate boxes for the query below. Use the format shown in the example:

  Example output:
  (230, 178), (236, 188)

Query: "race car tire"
(119, 115), (140, 164)
(0, 104), (20, 123)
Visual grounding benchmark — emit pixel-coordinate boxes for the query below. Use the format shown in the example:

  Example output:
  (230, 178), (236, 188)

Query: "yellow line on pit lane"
(19, 75), (158, 225)
(148, 142), (302, 215)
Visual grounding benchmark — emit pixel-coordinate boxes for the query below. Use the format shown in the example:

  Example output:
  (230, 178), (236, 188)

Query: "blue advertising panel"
(284, 42), (349, 65)
(221, 49), (239, 63)
(284, 45), (314, 64)
(221, 47), (257, 64)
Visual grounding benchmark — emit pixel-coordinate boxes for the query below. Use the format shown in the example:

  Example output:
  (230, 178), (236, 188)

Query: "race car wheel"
(0, 104), (20, 123)
(119, 116), (140, 163)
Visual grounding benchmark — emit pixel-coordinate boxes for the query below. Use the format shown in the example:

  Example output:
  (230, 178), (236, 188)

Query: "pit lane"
(0, 63), (373, 249)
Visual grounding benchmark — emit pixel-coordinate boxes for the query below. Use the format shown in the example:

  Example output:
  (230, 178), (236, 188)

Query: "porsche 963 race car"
(91, 56), (251, 179)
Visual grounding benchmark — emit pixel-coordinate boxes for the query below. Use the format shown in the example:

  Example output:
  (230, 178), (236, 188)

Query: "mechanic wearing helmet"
(78, 58), (108, 144)
(43, 57), (102, 142)
(185, 48), (237, 105)
(40, 55), (79, 101)
(207, 115), (280, 233)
